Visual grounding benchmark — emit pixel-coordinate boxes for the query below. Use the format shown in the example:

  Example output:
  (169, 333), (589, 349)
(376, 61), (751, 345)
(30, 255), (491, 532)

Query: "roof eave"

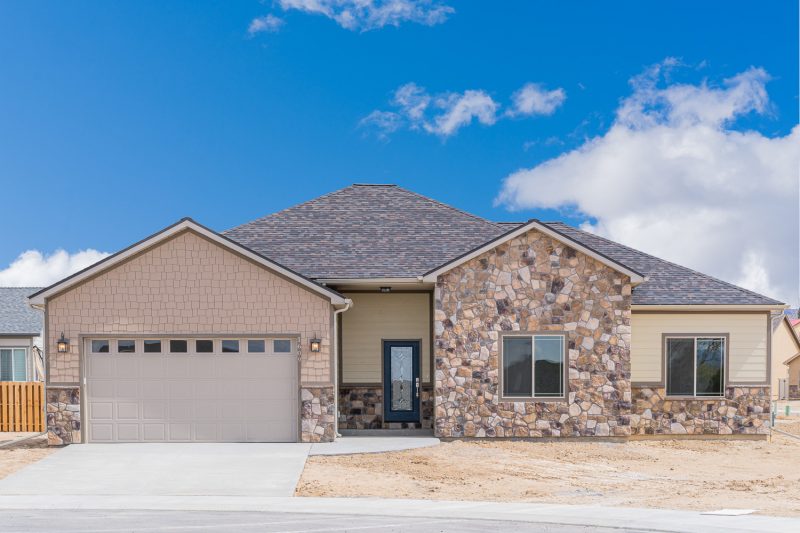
(28, 218), (347, 306)
(631, 304), (788, 311)
(421, 219), (646, 284)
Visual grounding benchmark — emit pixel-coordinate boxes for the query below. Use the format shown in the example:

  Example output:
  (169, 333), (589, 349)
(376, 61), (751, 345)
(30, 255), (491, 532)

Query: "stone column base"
(301, 386), (335, 442)
(46, 386), (81, 445)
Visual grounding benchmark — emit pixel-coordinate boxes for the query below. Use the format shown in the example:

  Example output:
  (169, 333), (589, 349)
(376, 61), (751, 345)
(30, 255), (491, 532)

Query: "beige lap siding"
(630, 313), (769, 385)
(46, 230), (332, 385)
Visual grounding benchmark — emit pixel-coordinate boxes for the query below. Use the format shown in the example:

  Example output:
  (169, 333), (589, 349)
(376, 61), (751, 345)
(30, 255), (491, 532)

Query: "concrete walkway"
(310, 436), (440, 455)
(0, 495), (795, 532)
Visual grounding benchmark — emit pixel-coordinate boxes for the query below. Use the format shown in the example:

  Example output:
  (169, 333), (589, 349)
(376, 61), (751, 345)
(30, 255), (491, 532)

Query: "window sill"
(499, 396), (567, 403)
(664, 395), (726, 400)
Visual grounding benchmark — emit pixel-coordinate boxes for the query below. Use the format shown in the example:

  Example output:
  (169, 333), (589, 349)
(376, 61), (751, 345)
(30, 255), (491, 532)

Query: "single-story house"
(28, 184), (786, 445)
(1, 287), (44, 382)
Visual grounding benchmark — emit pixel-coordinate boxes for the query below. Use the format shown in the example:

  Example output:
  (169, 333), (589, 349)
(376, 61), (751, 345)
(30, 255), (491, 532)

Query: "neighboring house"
(1, 287), (44, 382)
(771, 315), (800, 399)
(28, 185), (785, 445)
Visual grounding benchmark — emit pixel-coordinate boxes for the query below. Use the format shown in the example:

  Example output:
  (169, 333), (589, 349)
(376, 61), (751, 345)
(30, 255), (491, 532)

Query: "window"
(248, 340), (265, 353)
(0, 348), (27, 381)
(195, 340), (213, 353)
(117, 340), (136, 353)
(91, 340), (109, 353)
(169, 340), (188, 353)
(221, 340), (239, 353)
(666, 336), (725, 397)
(273, 339), (291, 353)
(502, 334), (565, 399)
(143, 340), (162, 353)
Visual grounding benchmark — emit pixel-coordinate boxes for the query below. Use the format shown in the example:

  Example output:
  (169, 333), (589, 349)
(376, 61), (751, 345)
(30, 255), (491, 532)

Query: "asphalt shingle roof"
(223, 184), (782, 306)
(0, 287), (43, 335)
(224, 184), (507, 279)
(542, 222), (783, 306)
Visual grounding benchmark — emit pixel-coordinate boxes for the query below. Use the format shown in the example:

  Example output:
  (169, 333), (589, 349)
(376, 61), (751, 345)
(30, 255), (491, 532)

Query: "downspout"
(333, 298), (352, 438)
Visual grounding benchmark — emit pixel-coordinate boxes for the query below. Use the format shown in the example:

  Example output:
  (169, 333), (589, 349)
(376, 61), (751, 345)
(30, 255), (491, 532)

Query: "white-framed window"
(91, 340), (110, 353)
(273, 339), (292, 353)
(0, 348), (27, 381)
(665, 336), (725, 397)
(501, 334), (565, 399)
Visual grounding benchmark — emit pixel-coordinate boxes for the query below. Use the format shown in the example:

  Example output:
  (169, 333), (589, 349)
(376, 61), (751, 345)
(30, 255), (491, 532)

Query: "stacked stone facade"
(631, 386), (770, 435)
(46, 387), (81, 445)
(434, 230), (633, 438)
(301, 387), (336, 442)
(338, 385), (433, 429)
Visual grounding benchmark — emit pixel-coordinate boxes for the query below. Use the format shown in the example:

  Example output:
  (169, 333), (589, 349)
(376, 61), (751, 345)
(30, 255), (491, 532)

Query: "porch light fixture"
(379, 286), (392, 293)
(309, 336), (321, 353)
(56, 333), (70, 353)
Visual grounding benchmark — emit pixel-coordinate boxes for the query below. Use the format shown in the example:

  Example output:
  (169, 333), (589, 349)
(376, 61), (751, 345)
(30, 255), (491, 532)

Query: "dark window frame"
(664, 334), (727, 399)
(499, 332), (568, 402)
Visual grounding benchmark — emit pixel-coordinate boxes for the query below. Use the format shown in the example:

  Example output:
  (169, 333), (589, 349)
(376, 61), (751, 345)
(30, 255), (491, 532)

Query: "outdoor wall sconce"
(56, 333), (70, 353)
(309, 336), (321, 353)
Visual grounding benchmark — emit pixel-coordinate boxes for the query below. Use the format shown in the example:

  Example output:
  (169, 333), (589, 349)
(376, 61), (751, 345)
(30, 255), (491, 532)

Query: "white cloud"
(363, 81), (564, 139)
(508, 83), (566, 117)
(496, 60), (800, 306)
(248, 14), (285, 35)
(276, 0), (454, 31)
(0, 249), (110, 287)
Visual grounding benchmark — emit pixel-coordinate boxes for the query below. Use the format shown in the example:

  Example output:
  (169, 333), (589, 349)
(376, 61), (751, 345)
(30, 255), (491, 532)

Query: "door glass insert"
(389, 346), (413, 411)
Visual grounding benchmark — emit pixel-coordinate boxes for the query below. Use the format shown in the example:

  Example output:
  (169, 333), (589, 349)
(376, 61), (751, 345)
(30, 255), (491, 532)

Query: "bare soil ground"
(0, 435), (54, 480)
(297, 433), (800, 517)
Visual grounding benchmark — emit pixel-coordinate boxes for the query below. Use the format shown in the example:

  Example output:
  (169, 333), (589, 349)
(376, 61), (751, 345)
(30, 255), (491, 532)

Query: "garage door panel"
(142, 401), (167, 420)
(117, 424), (140, 441)
(86, 338), (298, 443)
(116, 402), (139, 420)
(115, 358), (139, 378)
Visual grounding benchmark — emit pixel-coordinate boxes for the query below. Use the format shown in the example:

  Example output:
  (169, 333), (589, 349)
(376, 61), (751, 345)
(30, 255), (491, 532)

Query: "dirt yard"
(297, 433), (800, 517)
(0, 435), (54, 480)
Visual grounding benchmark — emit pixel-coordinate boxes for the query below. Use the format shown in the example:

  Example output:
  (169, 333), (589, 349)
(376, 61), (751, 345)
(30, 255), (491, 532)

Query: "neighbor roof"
(224, 184), (508, 279)
(225, 185), (782, 307)
(0, 287), (43, 336)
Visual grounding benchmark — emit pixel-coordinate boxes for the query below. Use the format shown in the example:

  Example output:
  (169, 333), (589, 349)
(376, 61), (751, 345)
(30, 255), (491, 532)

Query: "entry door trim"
(382, 340), (420, 423)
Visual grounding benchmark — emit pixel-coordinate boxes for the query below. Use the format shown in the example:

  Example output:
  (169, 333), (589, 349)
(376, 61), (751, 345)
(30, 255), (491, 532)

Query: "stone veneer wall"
(434, 230), (633, 438)
(46, 387), (81, 445)
(632, 386), (770, 435)
(339, 385), (434, 430)
(301, 387), (336, 442)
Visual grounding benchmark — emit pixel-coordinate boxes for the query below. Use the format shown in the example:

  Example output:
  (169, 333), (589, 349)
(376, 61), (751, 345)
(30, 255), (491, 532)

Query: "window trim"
(663, 333), (728, 399)
(0, 347), (28, 381)
(498, 331), (568, 402)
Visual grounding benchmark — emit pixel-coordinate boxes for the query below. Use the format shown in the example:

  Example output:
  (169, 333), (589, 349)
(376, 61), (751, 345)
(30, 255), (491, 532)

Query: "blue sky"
(0, 1), (797, 303)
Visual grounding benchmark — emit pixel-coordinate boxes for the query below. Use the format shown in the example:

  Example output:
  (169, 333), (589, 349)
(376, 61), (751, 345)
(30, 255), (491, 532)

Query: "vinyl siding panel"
(341, 292), (430, 384)
(631, 313), (768, 384)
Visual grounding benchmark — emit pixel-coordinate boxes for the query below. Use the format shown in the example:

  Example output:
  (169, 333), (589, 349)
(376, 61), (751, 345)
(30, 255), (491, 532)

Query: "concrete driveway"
(0, 443), (311, 497)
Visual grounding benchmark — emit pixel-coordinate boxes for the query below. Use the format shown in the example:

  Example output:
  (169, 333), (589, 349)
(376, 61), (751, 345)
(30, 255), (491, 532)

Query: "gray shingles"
(0, 288), (43, 335)
(224, 185), (507, 279)
(223, 184), (782, 306)
(542, 222), (783, 306)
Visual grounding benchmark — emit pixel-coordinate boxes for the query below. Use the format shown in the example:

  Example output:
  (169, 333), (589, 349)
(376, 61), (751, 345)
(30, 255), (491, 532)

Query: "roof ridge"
(223, 184), (357, 234)
(392, 185), (503, 228)
(544, 222), (784, 305)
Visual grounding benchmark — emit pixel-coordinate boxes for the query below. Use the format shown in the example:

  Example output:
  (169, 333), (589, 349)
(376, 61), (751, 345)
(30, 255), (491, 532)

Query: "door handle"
(415, 377), (420, 398)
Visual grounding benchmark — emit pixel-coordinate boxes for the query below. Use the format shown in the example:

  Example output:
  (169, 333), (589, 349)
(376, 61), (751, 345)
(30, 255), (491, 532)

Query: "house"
(28, 185), (785, 445)
(771, 315), (800, 399)
(1, 287), (44, 382)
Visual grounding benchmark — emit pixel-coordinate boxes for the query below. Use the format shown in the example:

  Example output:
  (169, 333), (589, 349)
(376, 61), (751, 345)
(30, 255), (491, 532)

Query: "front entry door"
(383, 340), (420, 423)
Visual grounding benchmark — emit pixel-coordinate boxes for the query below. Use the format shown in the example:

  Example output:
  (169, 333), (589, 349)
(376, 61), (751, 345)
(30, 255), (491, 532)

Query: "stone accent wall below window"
(631, 386), (770, 435)
(47, 386), (81, 445)
(338, 385), (433, 430)
(434, 229), (633, 438)
(301, 387), (335, 442)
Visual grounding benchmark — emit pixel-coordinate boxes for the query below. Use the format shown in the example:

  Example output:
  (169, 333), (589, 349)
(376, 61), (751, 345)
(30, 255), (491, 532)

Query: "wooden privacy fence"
(0, 382), (45, 432)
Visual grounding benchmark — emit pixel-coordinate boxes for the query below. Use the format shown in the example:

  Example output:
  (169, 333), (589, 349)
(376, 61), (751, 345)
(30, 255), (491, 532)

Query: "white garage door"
(85, 337), (298, 443)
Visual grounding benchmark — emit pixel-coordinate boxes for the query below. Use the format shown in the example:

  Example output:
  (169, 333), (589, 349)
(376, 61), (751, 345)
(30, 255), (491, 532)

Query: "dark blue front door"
(383, 340), (420, 423)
